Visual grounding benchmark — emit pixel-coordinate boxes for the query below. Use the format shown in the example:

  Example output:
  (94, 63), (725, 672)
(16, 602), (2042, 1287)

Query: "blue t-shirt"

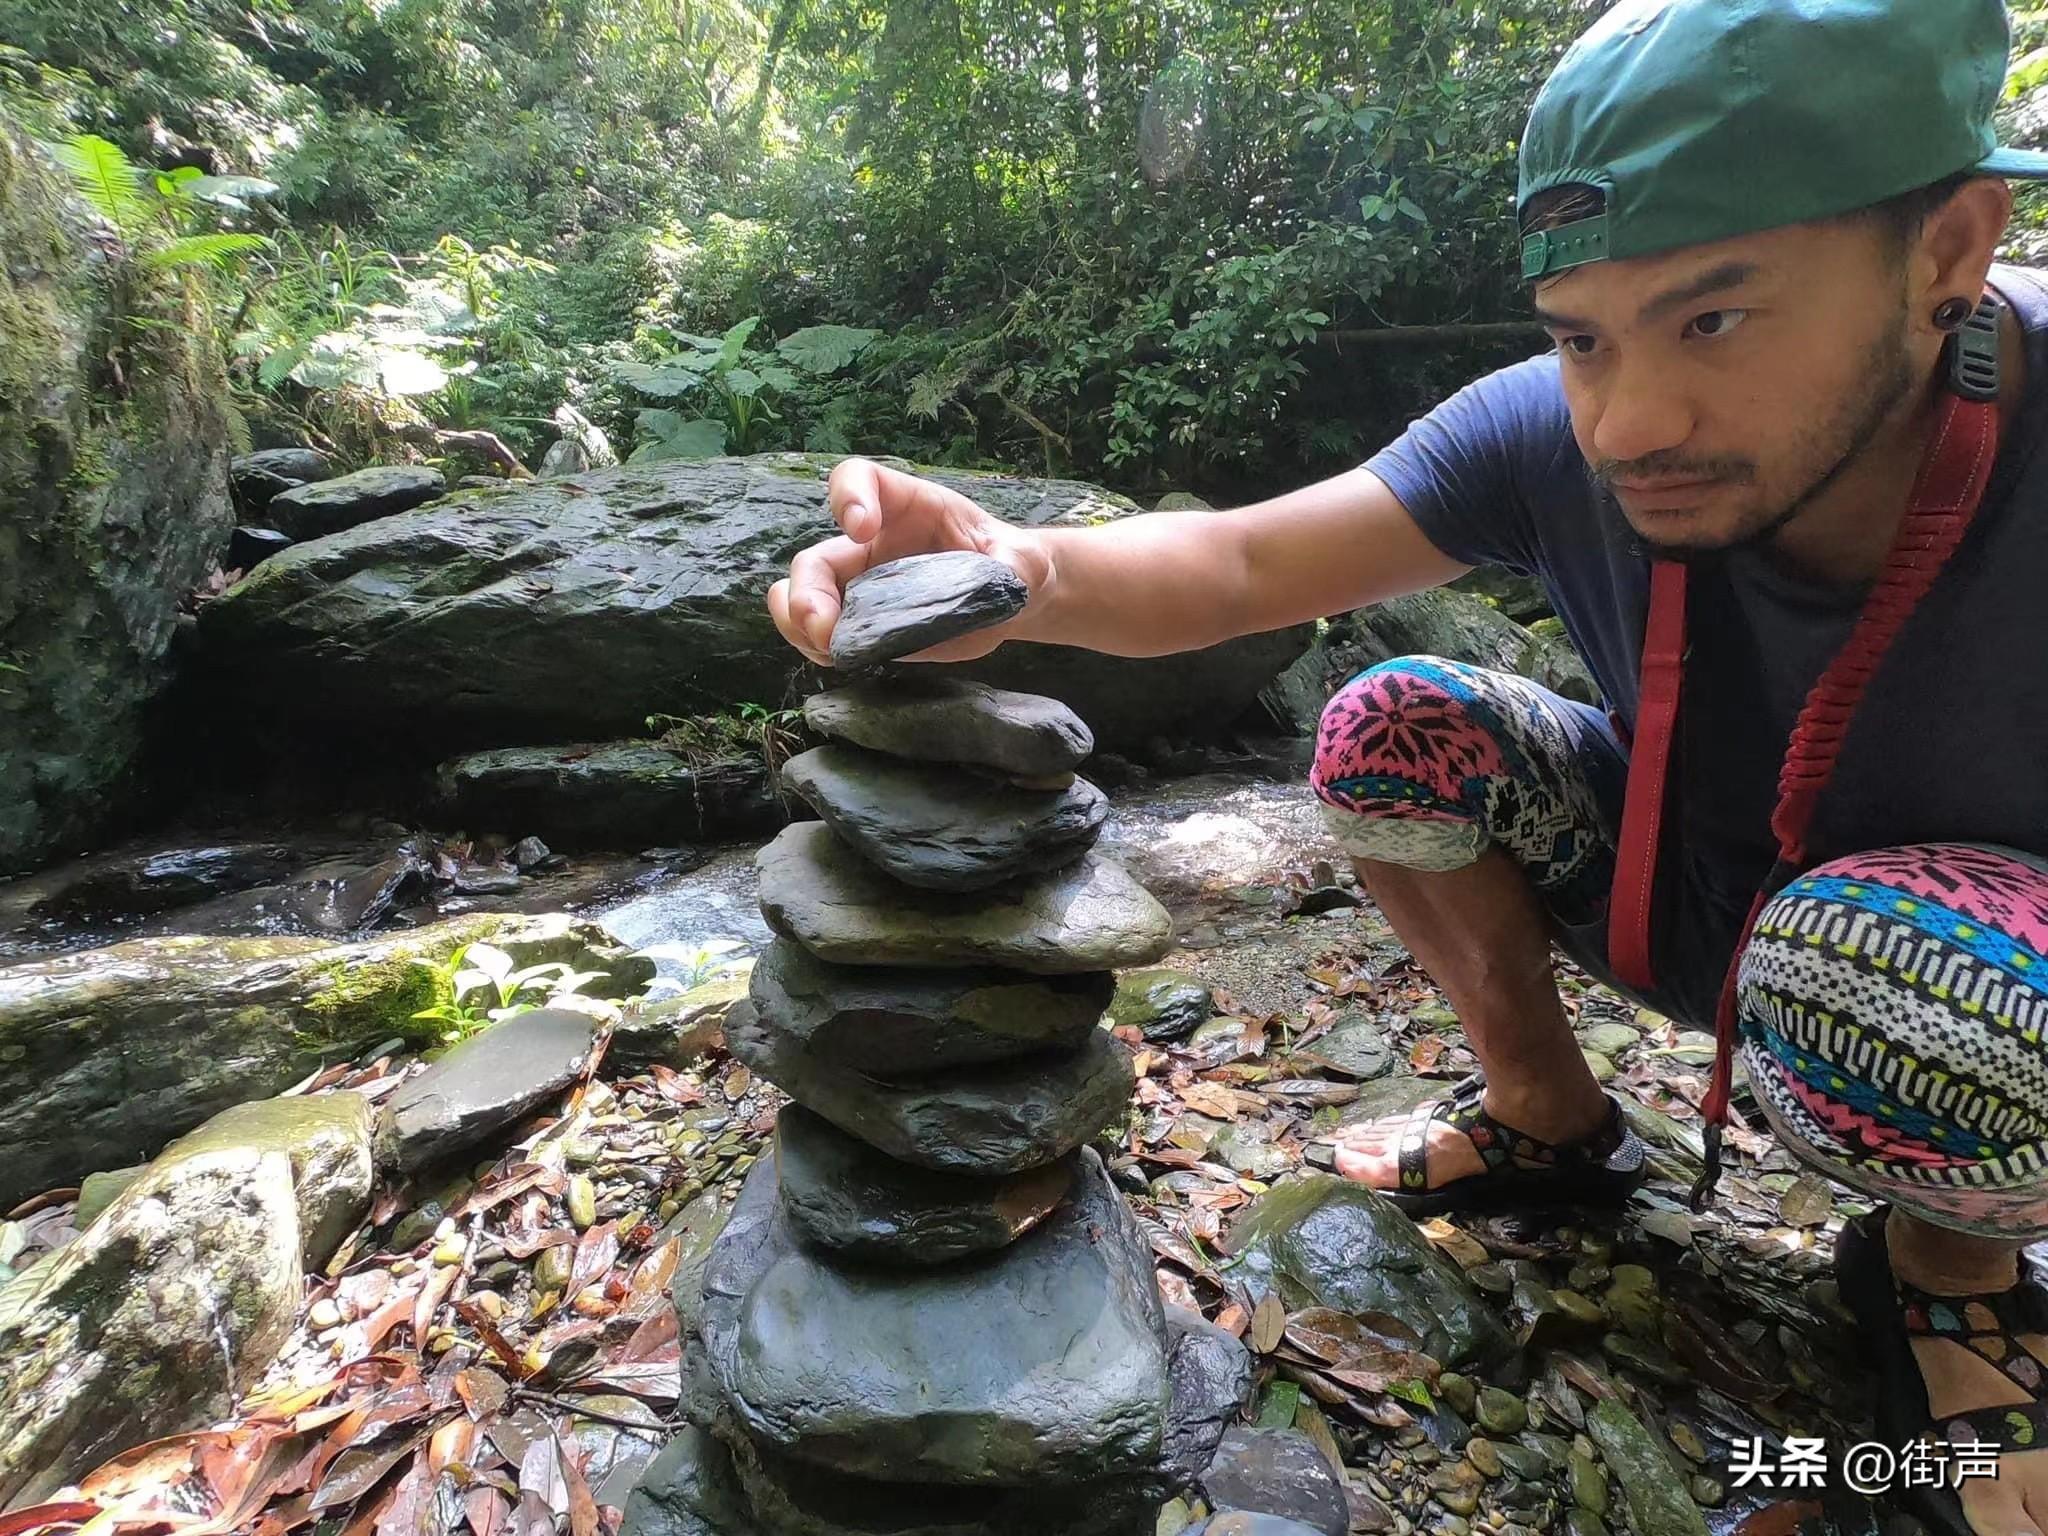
(1368, 263), (2048, 914)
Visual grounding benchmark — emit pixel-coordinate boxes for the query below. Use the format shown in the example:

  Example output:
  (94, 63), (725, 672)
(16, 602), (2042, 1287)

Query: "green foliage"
(47, 132), (275, 275)
(408, 940), (609, 1043)
(647, 701), (810, 776)
(617, 315), (877, 459)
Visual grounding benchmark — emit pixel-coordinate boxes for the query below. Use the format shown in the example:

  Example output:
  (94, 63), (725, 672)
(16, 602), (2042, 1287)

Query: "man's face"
(1534, 218), (1922, 556)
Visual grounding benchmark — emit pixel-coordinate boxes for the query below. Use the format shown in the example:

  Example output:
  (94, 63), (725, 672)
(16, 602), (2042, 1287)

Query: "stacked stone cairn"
(639, 552), (1253, 1536)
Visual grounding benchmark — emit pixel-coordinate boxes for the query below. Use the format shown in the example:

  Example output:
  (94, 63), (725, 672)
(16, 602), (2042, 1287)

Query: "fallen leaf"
(1178, 1082), (1243, 1120)
(1213, 1303), (1249, 1338)
(1777, 1175), (1833, 1229)
(0, 1504), (102, 1536)
(1409, 1035), (1447, 1073)
(465, 1486), (511, 1536)
(1249, 1293), (1287, 1354)
(1417, 1218), (1490, 1271)
(721, 1064), (751, 1102)
(456, 1367), (511, 1421)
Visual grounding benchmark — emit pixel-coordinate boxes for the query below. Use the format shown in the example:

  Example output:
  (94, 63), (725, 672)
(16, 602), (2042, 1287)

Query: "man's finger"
(827, 458), (884, 543)
(785, 536), (876, 653)
(767, 578), (834, 668)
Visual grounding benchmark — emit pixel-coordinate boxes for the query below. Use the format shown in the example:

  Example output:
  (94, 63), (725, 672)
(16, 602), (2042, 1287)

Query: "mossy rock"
(0, 911), (649, 1206)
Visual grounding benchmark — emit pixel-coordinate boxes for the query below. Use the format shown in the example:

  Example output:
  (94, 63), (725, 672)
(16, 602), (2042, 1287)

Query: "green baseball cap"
(1518, 0), (2048, 281)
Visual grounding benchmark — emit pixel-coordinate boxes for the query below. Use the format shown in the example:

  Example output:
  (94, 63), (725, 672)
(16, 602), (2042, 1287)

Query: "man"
(769, 3), (2048, 1531)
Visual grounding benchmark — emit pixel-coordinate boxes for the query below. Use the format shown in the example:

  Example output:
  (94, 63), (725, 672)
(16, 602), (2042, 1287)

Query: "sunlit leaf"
(775, 324), (879, 375)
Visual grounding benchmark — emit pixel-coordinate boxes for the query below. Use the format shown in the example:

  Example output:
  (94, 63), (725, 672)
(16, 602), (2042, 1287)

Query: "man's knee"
(1738, 843), (2048, 1232)
(1309, 655), (1504, 813)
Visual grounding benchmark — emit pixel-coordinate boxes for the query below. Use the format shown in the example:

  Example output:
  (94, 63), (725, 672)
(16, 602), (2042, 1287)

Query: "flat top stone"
(755, 821), (1172, 974)
(780, 743), (1106, 892)
(271, 464), (445, 508)
(829, 552), (1030, 669)
(804, 677), (1093, 776)
(703, 1149), (1170, 1487)
(377, 1007), (598, 1173)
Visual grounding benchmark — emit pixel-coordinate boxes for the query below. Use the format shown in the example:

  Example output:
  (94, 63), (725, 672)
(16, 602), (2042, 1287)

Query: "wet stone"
(726, 998), (1133, 1176)
(1187, 1519), (1336, 1536)
(1569, 1453), (1608, 1515)
(1565, 1514), (1609, 1536)
(1492, 1445), (1551, 1482)
(1438, 1373), (1478, 1417)
(748, 938), (1113, 1075)
(829, 551), (1031, 669)
(1475, 1388), (1527, 1438)
(1465, 1439), (1503, 1480)
(1578, 1022), (1639, 1057)
(702, 1150), (1170, 1488)
(1303, 1009), (1393, 1080)
(1553, 1289), (1605, 1327)
(1198, 1427), (1350, 1536)
(1600, 1330), (1689, 1385)
(1602, 1265), (1662, 1340)
(376, 1008), (598, 1173)
(775, 1103), (1077, 1265)
(757, 822), (1173, 973)
(1222, 1175), (1513, 1368)
(1584, 1398), (1708, 1536)
(781, 743), (1108, 892)
(804, 676), (1093, 777)
(1159, 1309), (1257, 1493)
(1108, 967), (1214, 1043)
(618, 1426), (753, 1536)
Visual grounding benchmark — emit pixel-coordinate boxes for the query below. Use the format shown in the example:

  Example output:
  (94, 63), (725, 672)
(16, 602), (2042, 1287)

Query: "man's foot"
(1328, 1076), (1609, 1189)
(1311, 1073), (1646, 1215)
(1890, 1210), (2048, 1536)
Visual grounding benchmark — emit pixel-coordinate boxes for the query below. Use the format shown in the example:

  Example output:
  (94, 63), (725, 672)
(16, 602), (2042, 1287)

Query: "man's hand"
(768, 458), (1055, 667)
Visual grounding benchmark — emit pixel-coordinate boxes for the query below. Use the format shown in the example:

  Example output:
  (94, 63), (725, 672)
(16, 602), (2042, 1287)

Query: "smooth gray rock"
(436, 742), (782, 851)
(775, 1104), (1078, 1264)
(265, 464), (446, 540)
(1199, 1428), (1350, 1536)
(1107, 968), (1214, 1043)
(1221, 1174), (1513, 1368)
(829, 551), (1030, 669)
(1, 128), (235, 875)
(1585, 1397), (1709, 1536)
(233, 447), (332, 490)
(228, 526), (294, 570)
(0, 912), (648, 1207)
(376, 1007), (600, 1172)
(756, 822), (1172, 974)
(198, 455), (1311, 758)
(727, 999), (1134, 1175)
(619, 1426), (755, 1536)
(1159, 1309), (1256, 1489)
(804, 676), (1093, 776)
(702, 1150), (1169, 1487)
(14, 841), (303, 921)
(780, 744), (1106, 892)
(153, 1092), (375, 1265)
(748, 937), (1113, 1075)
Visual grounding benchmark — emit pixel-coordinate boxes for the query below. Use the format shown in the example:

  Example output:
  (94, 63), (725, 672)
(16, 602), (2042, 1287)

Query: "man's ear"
(1911, 177), (2014, 328)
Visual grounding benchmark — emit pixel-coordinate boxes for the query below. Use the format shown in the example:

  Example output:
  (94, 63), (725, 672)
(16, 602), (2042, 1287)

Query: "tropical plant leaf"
(716, 315), (762, 369)
(50, 134), (151, 231)
(776, 325), (880, 375)
(722, 366), (765, 398)
(614, 361), (712, 399)
(630, 410), (727, 461)
(142, 232), (271, 270)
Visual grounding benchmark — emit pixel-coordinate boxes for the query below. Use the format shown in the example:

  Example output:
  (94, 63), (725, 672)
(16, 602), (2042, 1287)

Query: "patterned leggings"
(1311, 656), (2048, 1238)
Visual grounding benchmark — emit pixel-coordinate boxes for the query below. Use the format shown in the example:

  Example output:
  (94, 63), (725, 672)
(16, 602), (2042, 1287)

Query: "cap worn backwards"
(1516, 0), (2048, 281)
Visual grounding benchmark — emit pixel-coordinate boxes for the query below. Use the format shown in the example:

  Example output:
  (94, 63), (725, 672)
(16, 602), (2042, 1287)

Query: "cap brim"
(1979, 146), (2048, 179)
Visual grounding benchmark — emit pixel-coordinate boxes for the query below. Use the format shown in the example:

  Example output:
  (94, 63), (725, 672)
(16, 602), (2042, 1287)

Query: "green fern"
(143, 233), (270, 270)
(49, 134), (150, 233)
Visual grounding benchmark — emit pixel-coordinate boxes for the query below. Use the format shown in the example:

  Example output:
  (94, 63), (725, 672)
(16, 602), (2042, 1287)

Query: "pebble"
(307, 1298), (343, 1331)
(472, 1290), (505, 1320)
(535, 1244), (575, 1292)
(1668, 1425), (1707, 1464)
(1438, 1518), (1470, 1536)
(567, 1174), (598, 1228)
(1475, 1387), (1527, 1437)
(1493, 1445), (1550, 1481)
(1568, 1453), (1608, 1516)
(1468, 1263), (1512, 1296)
(1565, 1514), (1609, 1536)
(1519, 1433), (1573, 1474)
(1602, 1265), (1660, 1339)
(1553, 1289), (1605, 1327)
(1432, 1487), (1480, 1518)
(1689, 1477), (1724, 1508)
(1566, 1263), (1611, 1291)
(1464, 1439), (1503, 1479)
(1600, 1331), (1689, 1385)
(432, 1237), (466, 1266)
(1438, 1372), (1478, 1416)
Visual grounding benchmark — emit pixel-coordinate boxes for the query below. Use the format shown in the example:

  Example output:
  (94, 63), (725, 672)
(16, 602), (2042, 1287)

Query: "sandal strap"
(1898, 1265), (2048, 1408)
(1398, 1072), (1632, 1188)
(1938, 1398), (2048, 1452)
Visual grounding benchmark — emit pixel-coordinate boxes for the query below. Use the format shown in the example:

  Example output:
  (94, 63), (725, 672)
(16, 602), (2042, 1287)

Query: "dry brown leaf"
(1213, 1303), (1249, 1338)
(1409, 1035), (1447, 1073)
(1248, 1294), (1287, 1355)
(456, 1367), (511, 1421)
(1178, 1082), (1243, 1119)
(1417, 1217), (1490, 1271)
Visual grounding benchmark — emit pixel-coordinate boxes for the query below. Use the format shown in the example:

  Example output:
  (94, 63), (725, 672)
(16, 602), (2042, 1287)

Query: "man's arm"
(1011, 464), (1470, 657)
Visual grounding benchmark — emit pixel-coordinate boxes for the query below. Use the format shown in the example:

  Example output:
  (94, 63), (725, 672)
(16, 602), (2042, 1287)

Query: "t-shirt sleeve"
(1364, 353), (1573, 576)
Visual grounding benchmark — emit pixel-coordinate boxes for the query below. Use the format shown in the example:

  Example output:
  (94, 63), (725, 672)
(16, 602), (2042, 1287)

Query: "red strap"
(1607, 560), (1687, 993)
(1606, 388), (2002, 1190)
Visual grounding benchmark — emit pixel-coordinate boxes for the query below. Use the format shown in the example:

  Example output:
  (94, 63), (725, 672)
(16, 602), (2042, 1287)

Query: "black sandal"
(1836, 1207), (2048, 1536)
(1307, 1072), (1648, 1218)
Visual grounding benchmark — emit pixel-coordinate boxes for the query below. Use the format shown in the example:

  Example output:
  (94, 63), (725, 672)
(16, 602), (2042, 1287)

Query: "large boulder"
(435, 741), (785, 850)
(1258, 586), (1597, 735)
(0, 1145), (302, 1507)
(0, 127), (236, 874)
(0, 911), (649, 1206)
(196, 455), (1314, 758)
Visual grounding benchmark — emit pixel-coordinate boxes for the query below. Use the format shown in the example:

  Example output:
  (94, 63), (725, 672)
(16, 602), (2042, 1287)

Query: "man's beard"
(1594, 307), (1919, 563)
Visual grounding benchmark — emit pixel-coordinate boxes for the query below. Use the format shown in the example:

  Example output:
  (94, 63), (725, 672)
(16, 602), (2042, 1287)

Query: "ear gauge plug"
(1933, 296), (1974, 332)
